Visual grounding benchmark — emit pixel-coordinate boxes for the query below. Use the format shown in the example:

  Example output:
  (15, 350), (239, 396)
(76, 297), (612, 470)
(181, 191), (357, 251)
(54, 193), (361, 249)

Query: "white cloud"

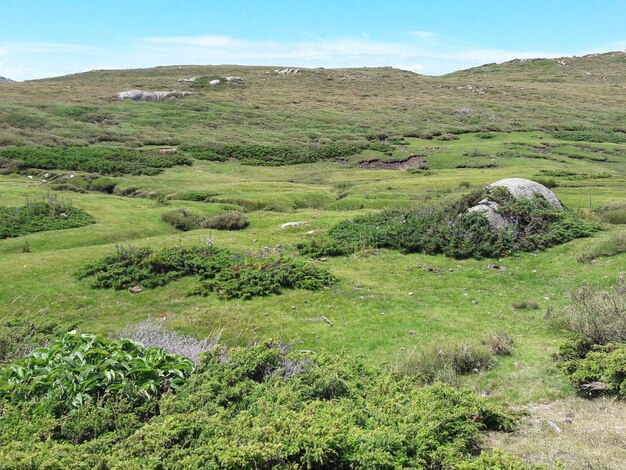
(0, 34), (622, 81)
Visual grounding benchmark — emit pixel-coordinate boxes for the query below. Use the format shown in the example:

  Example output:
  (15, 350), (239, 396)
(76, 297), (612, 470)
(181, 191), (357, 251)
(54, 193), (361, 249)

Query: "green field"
(1, 53), (625, 467)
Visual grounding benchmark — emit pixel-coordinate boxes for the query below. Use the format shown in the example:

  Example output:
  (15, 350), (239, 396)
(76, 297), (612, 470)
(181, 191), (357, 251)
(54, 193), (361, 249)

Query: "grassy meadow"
(0, 53), (625, 467)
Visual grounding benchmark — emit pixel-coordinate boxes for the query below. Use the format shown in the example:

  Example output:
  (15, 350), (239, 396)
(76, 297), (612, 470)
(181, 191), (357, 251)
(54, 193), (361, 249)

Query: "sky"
(0, 0), (625, 81)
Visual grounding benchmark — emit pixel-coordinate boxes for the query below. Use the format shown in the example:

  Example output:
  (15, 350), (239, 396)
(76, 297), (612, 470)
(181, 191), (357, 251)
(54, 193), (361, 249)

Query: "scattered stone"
(129, 286), (143, 293)
(115, 90), (190, 101)
(209, 79), (221, 86)
(408, 292), (414, 296)
(177, 77), (198, 82)
(546, 420), (562, 433)
(488, 264), (506, 271)
(280, 221), (311, 229)
(305, 230), (317, 235)
(409, 330), (417, 335)
(275, 68), (300, 75)
(225, 76), (245, 83)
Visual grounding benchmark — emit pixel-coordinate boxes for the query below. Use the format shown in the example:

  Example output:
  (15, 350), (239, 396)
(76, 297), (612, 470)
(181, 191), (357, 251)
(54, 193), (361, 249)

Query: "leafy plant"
(0, 333), (194, 412)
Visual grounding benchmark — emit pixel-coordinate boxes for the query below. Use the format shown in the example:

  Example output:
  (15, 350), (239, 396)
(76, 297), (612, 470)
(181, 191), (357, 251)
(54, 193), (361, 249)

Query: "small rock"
(471, 300), (478, 305)
(409, 330), (417, 335)
(209, 79), (221, 86)
(129, 286), (143, 293)
(408, 292), (414, 296)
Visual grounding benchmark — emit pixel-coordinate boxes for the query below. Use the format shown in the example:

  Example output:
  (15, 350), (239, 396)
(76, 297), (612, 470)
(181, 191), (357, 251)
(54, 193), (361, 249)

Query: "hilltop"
(0, 51), (624, 148)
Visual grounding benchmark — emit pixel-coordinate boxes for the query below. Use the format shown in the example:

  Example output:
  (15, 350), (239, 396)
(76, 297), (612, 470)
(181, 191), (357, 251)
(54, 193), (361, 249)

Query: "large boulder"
(488, 178), (562, 208)
(468, 178), (563, 230)
(116, 90), (170, 101)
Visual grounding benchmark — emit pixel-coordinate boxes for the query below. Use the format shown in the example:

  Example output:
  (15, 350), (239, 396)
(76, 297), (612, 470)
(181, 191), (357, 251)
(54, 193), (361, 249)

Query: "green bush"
(0, 317), (70, 364)
(195, 257), (337, 300)
(161, 208), (208, 231)
(595, 203), (626, 225)
(77, 243), (335, 299)
(209, 143), (362, 166)
(577, 232), (626, 262)
(551, 130), (626, 143)
(0, 196), (95, 239)
(298, 188), (599, 260)
(0, 333), (193, 412)
(203, 211), (249, 230)
(0, 147), (192, 175)
(0, 341), (524, 468)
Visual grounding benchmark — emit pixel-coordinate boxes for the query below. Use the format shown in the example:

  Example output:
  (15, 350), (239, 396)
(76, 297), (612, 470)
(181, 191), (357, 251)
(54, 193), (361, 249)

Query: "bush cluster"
(551, 130), (626, 144)
(299, 188), (599, 259)
(0, 196), (95, 239)
(188, 143), (362, 166)
(0, 340), (525, 468)
(161, 208), (249, 231)
(555, 280), (626, 396)
(0, 147), (192, 175)
(76, 243), (336, 299)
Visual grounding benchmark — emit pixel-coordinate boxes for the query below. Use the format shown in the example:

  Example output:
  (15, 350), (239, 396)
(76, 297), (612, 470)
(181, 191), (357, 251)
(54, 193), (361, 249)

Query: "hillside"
(0, 52), (624, 148)
(0, 51), (625, 468)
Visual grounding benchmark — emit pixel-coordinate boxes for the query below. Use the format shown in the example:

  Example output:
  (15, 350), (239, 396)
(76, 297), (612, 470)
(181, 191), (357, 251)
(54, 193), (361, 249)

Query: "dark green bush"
(0, 317), (69, 364)
(0, 341), (524, 468)
(195, 257), (336, 300)
(551, 130), (626, 143)
(161, 209), (249, 231)
(299, 188), (598, 260)
(0, 147), (192, 175)
(0, 196), (95, 239)
(210, 143), (362, 166)
(77, 243), (334, 299)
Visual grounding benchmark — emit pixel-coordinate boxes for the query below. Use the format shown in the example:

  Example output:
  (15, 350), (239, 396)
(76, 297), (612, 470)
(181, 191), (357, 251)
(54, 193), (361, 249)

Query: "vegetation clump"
(0, 196), (95, 238)
(0, 340), (525, 468)
(0, 147), (192, 175)
(555, 280), (626, 396)
(299, 188), (599, 259)
(76, 243), (335, 299)
(161, 208), (249, 231)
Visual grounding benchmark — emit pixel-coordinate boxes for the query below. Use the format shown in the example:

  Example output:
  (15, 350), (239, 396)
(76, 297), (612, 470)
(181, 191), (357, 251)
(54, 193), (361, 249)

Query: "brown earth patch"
(359, 155), (426, 170)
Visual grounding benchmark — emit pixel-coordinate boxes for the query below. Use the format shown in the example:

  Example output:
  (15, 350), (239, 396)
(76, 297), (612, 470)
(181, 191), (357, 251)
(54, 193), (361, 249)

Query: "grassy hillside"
(0, 52), (625, 467)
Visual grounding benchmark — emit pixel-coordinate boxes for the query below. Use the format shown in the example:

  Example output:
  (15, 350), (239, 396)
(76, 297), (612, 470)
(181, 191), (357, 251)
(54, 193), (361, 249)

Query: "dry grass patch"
(484, 397), (626, 469)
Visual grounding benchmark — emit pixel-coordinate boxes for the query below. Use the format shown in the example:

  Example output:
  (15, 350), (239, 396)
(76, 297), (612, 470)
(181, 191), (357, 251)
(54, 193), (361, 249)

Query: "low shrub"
(551, 130), (626, 144)
(161, 209), (249, 231)
(577, 232), (626, 262)
(595, 203), (626, 225)
(0, 147), (192, 175)
(195, 257), (337, 300)
(395, 341), (495, 384)
(76, 243), (335, 299)
(0, 196), (95, 239)
(203, 211), (249, 230)
(511, 300), (540, 310)
(0, 317), (70, 364)
(0, 341), (523, 467)
(298, 187), (599, 260)
(562, 280), (626, 345)
(210, 143), (362, 166)
(483, 332), (515, 356)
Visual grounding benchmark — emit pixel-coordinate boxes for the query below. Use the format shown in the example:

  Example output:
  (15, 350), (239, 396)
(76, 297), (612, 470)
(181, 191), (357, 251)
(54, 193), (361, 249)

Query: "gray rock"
(0, 76), (15, 83)
(280, 221), (310, 229)
(488, 178), (562, 208)
(115, 90), (190, 101)
(275, 68), (300, 75)
(225, 76), (244, 83)
(177, 77), (198, 83)
(467, 178), (563, 231)
(209, 79), (221, 86)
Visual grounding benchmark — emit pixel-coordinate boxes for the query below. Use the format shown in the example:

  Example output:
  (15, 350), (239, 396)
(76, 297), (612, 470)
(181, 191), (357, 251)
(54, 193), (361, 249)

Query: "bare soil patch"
(359, 155), (426, 170)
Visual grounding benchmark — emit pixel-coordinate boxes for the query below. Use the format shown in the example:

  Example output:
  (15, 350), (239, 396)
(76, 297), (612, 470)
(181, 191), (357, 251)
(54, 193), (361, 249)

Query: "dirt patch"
(359, 155), (426, 170)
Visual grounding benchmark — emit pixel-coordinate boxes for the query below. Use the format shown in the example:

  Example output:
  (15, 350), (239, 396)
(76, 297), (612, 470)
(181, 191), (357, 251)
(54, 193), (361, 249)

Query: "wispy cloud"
(0, 34), (620, 81)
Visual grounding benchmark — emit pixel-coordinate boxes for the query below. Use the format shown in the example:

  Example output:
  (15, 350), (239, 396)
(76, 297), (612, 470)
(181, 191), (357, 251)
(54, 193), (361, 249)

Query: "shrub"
(203, 211), (249, 230)
(0, 196), (95, 239)
(195, 257), (337, 300)
(483, 332), (515, 356)
(301, 188), (599, 260)
(511, 300), (540, 310)
(562, 280), (626, 345)
(577, 232), (626, 262)
(0, 317), (70, 364)
(0, 147), (192, 175)
(0, 333), (194, 412)
(296, 237), (352, 258)
(161, 208), (207, 231)
(595, 203), (626, 225)
(76, 243), (335, 300)
(395, 341), (495, 384)
(209, 143), (362, 166)
(0, 342), (522, 468)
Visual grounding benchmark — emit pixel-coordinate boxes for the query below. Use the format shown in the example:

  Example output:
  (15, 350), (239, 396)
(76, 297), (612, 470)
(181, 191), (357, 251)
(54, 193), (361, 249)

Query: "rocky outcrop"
(225, 76), (244, 83)
(468, 178), (563, 230)
(275, 68), (300, 75)
(115, 90), (191, 101)
(177, 77), (198, 83)
(0, 76), (15, 83)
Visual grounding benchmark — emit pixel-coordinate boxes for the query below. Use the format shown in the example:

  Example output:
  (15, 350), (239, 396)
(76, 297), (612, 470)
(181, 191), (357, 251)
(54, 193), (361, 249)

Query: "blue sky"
(1, 0), (624, 80)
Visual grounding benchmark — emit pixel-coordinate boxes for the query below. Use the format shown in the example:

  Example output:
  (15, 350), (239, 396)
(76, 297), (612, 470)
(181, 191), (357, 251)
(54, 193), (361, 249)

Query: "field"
(0, 52), (625, 467)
